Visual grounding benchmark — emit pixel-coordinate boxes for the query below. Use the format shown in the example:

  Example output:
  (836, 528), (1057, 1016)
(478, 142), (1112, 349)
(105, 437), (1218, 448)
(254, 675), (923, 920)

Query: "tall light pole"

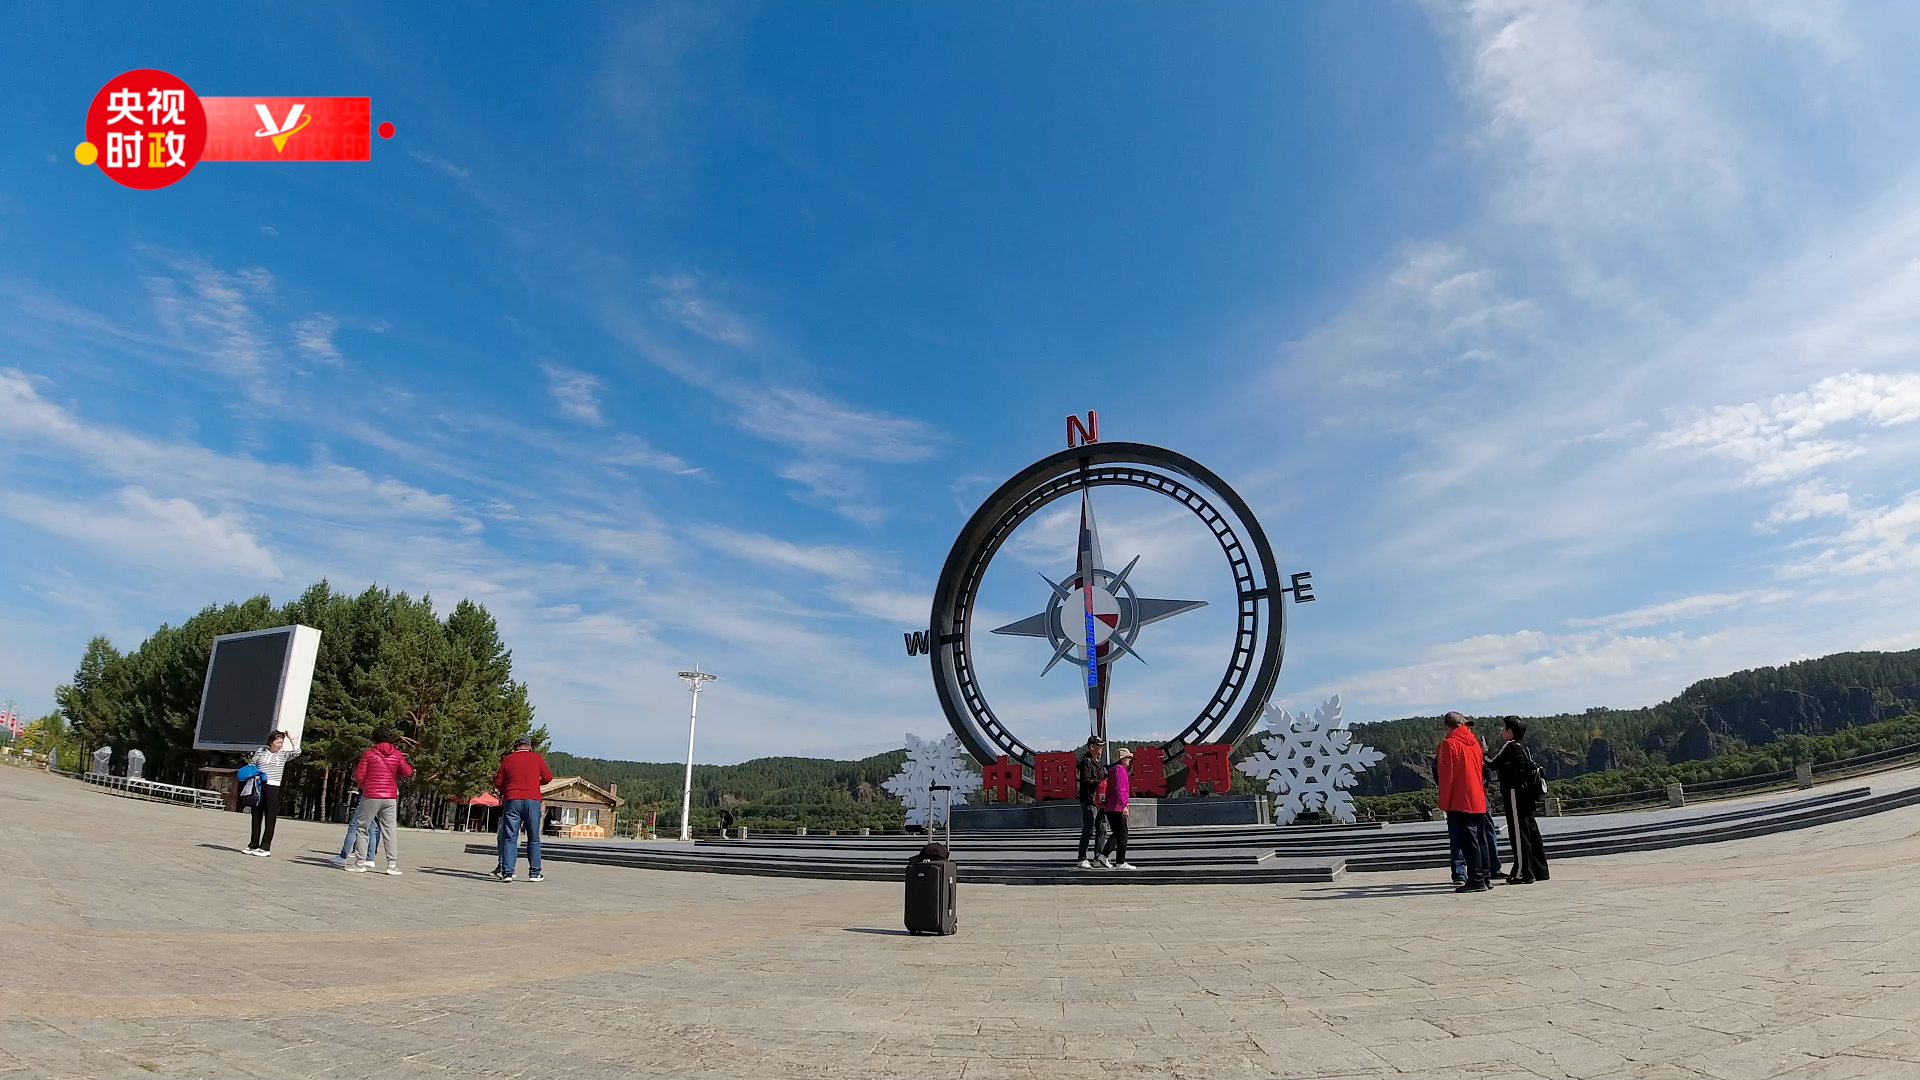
(676, 668), (716, 842)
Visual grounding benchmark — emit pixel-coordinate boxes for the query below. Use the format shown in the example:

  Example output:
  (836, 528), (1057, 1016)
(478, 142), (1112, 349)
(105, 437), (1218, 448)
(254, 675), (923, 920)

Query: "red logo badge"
(80, 69), (207, 189)
(78, 69), (391, 188)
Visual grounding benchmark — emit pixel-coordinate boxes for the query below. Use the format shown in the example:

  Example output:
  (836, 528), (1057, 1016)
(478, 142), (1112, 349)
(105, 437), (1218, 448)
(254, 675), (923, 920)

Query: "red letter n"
(1066, 410), (1099, 448)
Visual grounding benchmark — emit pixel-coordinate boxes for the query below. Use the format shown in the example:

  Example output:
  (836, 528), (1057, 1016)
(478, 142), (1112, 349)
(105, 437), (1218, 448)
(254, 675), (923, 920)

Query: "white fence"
(81, 771), (225, 811)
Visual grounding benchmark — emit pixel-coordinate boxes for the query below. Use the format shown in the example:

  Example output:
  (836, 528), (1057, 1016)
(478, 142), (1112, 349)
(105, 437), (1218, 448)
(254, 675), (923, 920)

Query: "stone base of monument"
(949, 795), (1269, 832)
(1154, 795), (1272, 827)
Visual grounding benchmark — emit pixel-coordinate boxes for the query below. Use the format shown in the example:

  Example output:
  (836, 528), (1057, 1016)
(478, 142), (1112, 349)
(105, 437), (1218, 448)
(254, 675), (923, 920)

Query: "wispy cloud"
(605, 308), (939, 524)
(694, 525), (878, 580)
(607, 435), (700, 475)
(1320, 625), (1709, 711)
(292, 314), (342, 364)
(1569, 590), (1793, 632)
(408, 147), (470, 180)
(653, 272), (754, 346)
(143, 253), (280, 402)
(541, 362), (605, 425)
(2, 486), (281, 579)
(0, 368), (463, 526)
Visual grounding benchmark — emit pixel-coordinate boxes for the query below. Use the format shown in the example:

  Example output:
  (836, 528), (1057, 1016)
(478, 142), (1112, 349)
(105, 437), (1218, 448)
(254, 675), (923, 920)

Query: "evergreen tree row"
(55, 580), (542, 825)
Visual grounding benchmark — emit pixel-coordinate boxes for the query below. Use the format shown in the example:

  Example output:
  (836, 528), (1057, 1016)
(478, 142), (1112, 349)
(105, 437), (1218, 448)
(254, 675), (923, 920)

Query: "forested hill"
(1340, 648), (1920, 796)
(544, 748), (909, 832)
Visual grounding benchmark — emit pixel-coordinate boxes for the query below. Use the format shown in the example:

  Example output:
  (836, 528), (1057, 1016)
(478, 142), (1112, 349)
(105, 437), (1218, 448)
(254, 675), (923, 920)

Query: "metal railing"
(1555, 741), (1920, 815)
(81, 771), (225, 811)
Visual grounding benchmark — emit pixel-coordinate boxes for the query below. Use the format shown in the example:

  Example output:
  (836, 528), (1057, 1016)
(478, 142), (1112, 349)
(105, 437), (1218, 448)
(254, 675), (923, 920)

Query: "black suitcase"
(905, 784), (957, 935)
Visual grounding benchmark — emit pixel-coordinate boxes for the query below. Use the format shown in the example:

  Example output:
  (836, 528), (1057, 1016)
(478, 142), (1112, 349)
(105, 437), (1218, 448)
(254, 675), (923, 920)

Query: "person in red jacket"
(343, 730), (413, 875)
(1435, 712), (1492, 892)
(493, 735), (553, 883)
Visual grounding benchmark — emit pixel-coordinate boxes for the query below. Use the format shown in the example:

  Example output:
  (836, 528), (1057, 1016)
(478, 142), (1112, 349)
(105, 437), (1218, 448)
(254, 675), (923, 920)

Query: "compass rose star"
(989, 489), (1207, 678)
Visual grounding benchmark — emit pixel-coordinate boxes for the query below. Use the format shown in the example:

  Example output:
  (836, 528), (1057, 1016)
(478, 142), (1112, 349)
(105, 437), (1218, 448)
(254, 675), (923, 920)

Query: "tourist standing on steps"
(494, 735), (553, 883)
(1488, 717), (1551, 885)
(1075, 734), (1110, 869)
(1436, 713), (1490, 892)
(1097, 746), (1136, 870)
(343, 731), (412, 875)
(243, 730), (300, 857)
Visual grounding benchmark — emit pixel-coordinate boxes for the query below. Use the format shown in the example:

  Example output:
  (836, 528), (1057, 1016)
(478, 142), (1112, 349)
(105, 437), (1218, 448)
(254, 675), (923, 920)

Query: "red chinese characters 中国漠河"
(84, 69), (206, 190)
(1033, 751), (1077, 801)
(1129, 744), (1169, 797)
(1185, 744), (1234, 795)
(981, 755), (1023, 803)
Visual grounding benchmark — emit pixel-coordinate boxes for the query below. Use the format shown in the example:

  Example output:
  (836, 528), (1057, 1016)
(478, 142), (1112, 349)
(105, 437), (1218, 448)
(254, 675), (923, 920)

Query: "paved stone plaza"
(2, 767), (1918, 1079)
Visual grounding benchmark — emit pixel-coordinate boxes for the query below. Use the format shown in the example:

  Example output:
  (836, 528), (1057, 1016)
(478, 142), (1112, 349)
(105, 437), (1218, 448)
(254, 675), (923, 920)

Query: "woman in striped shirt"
(244, 730), (300, 856)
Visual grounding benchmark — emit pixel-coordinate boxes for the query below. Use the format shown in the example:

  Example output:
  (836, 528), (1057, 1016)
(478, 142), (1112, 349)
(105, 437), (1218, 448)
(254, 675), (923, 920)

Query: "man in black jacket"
(1075, 735), (1109, 869)
(1486, 717), (1550, 884)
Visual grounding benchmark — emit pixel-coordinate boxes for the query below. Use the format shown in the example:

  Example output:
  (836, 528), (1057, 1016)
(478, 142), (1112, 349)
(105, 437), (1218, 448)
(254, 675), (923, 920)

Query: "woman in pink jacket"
(344, 730), (413, 875)
(1097, 746), (1136, 870)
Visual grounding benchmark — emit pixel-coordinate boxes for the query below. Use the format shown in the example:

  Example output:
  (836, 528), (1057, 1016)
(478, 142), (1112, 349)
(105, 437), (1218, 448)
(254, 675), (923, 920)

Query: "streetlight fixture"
(676, 667), (717, 842)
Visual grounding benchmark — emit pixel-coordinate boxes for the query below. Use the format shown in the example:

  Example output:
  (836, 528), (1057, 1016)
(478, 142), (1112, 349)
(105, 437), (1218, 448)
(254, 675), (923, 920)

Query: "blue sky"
(7, 3), (1920, 763)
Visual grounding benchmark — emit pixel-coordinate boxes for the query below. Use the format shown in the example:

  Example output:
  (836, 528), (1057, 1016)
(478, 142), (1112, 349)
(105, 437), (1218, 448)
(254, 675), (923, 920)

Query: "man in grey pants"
(343, 732), (413, 875)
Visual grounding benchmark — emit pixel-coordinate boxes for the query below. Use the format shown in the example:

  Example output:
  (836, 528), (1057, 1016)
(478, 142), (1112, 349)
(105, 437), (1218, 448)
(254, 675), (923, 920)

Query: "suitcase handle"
(930, 784), (953, 848)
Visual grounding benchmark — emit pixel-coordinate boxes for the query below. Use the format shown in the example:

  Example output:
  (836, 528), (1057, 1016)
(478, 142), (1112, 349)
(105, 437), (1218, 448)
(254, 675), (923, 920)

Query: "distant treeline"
(555, 650), (1920, 832)
(545, 749), (909, 832)
(1342, 649), (1920, 797)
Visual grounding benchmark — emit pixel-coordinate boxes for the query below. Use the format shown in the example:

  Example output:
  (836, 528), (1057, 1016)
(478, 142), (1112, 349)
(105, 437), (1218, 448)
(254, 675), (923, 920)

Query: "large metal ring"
(928, 441), (1286, 771)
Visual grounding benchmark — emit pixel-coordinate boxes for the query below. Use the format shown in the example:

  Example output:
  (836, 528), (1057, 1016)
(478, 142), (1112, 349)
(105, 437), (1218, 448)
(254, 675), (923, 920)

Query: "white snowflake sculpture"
(882, 733), (982, 827)
(1235, 695), (1384, 824)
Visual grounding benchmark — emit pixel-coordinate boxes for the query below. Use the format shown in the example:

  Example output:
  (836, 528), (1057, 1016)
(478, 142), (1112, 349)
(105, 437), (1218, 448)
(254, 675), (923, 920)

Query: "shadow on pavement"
(418, 867), (503, 881)
(1294, 881), (1468, 900)
(197, 843), (249, 853)
(842, 927), (914, 936)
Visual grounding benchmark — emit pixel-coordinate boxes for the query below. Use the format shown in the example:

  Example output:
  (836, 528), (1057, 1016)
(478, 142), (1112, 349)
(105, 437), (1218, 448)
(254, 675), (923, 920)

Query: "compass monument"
(988, 489), (1208, 756)
(917, 413), (1314, 796)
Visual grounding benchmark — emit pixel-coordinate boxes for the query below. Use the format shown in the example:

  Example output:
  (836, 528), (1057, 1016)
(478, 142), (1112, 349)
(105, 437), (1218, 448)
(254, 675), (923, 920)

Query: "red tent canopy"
(466, 792), (500, 807)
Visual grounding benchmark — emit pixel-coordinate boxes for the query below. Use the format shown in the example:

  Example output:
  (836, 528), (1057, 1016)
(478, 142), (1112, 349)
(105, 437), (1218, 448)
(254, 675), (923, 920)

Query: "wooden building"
(540, 776), (623, 838)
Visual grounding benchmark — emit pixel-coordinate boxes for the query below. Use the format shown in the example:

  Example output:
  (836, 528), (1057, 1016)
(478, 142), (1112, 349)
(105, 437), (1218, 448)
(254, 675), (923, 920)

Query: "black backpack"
(1517, 746), (1545, 792)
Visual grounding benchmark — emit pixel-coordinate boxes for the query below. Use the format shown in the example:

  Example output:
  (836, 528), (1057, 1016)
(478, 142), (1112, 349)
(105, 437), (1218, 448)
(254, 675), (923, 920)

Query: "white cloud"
(1569, 590), (1792, 631)
(694, 525), (877, 581)
(0, 368), (463, 526)
(602, 307), (940, 525)
(1448, 0), (1749, 237)
(653, 272), (754, 346)
(741, 387), (938, 463)
(1783, 490), (1920, 577)
(292, 314), (342, 363)
(3, 486), (279, 579)
(408, 148), (470, 180)
(542, 362), (605, 425)
(1765, 480), (1853, 527)
(776, 459), (885, 525)
(1660, 372), (1920, 485)
(1322, 625), (1708, 710)
(606, 435), (700, 475)
(143, 254), (279, 401)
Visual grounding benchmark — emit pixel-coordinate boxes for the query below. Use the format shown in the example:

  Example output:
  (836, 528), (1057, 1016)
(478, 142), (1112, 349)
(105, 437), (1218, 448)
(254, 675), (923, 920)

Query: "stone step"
(462, 782), (1917, 885)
